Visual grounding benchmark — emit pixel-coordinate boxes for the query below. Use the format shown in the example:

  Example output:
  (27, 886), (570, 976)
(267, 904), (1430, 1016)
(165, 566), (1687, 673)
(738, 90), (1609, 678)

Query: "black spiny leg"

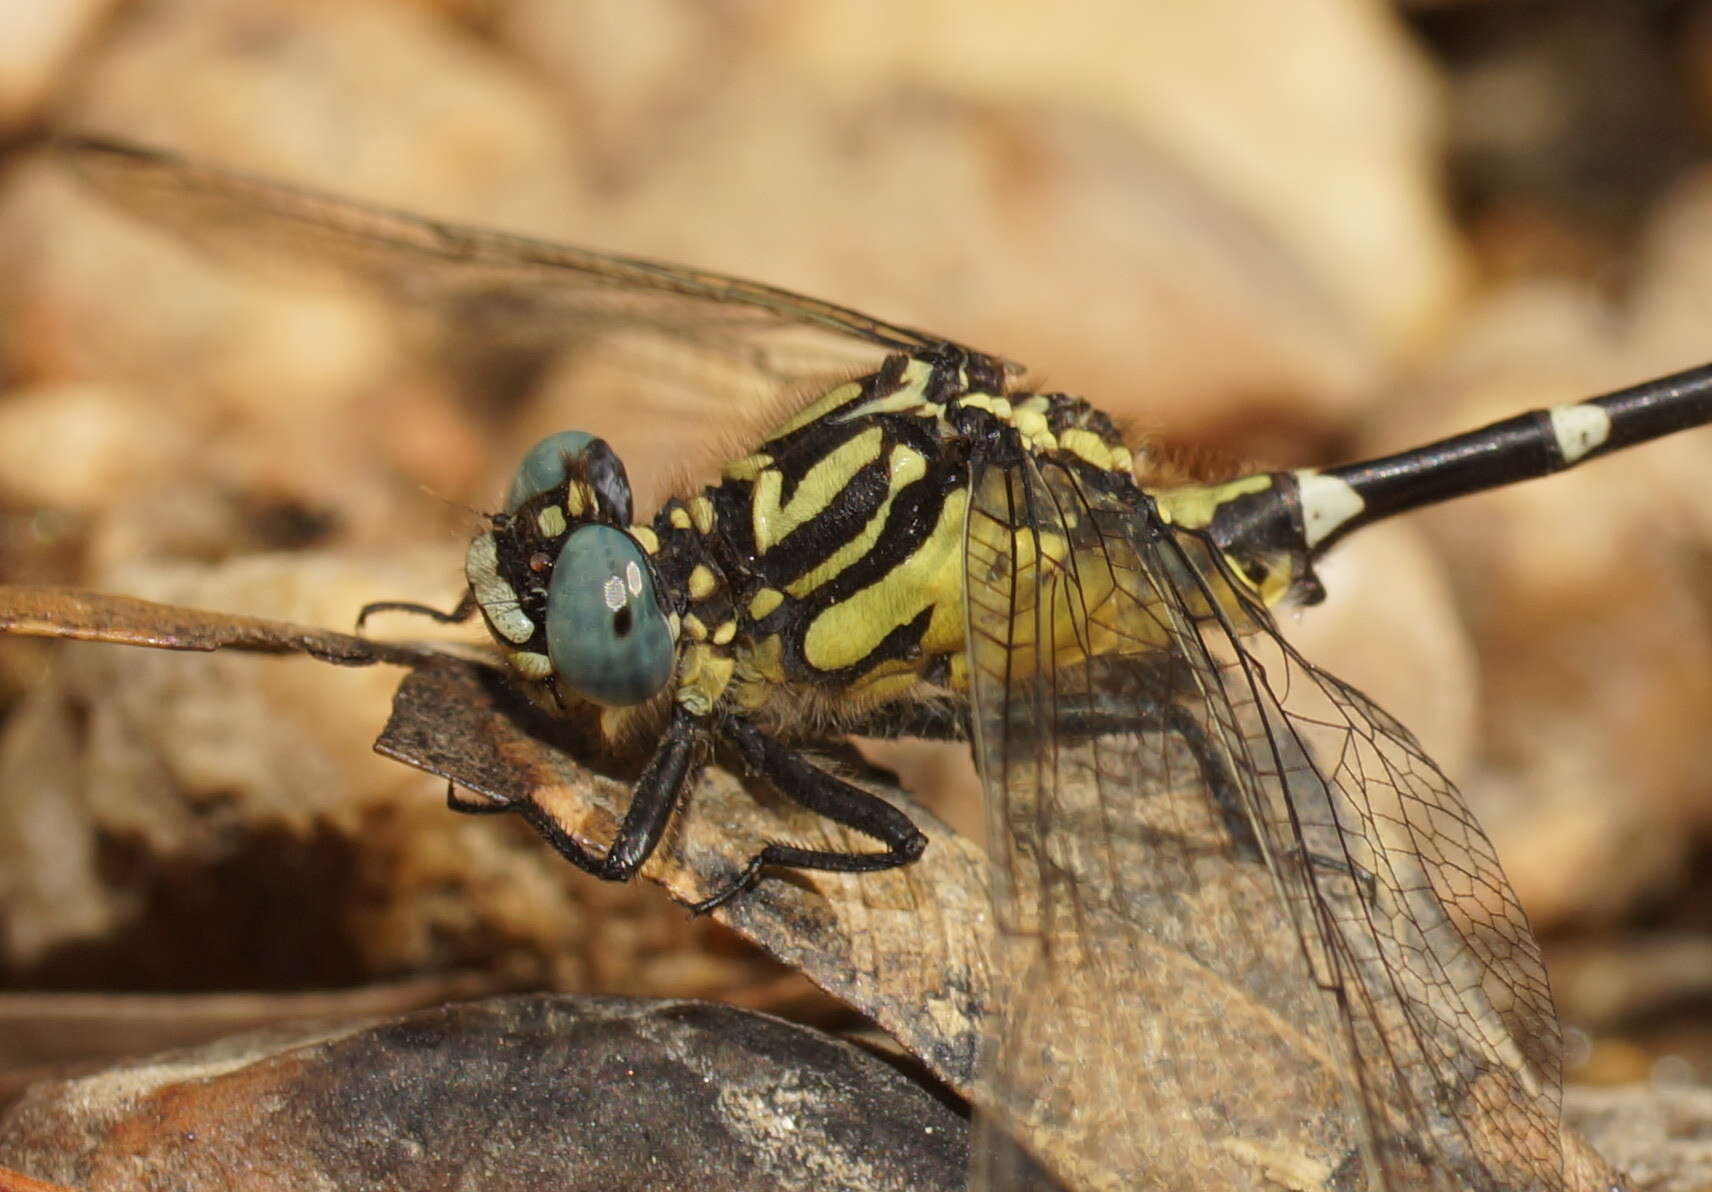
(691, 718), (927, 914)
(595, 705), (706, 880)
(446, 782), (509, 814)
(452, 704), (709, 888)
(356, 590), (477, 630)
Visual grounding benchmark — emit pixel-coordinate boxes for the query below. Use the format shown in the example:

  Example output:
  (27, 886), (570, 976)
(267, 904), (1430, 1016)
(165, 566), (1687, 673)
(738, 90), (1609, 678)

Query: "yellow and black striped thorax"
(463, 348), (1195, 733)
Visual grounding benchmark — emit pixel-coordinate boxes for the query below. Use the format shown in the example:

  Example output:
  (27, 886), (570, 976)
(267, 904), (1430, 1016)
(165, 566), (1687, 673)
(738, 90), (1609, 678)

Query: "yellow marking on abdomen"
(1151, 475), (1273, 531)
(752, 425), (885, 554)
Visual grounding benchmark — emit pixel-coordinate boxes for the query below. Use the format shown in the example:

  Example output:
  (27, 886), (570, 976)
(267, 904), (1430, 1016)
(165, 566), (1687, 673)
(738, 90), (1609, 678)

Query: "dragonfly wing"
(59, 135), (1010, 398)
(962, 446), (1591, 1190)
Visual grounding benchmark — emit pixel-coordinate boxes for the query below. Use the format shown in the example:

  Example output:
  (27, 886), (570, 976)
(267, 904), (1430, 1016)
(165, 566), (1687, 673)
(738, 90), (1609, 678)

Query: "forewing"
(962, 448), (1598, 1190)
(59, 135), (1006, 398)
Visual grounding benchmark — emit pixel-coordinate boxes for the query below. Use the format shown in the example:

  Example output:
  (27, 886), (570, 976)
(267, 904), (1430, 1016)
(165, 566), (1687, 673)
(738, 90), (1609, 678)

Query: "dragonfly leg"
(445, 782), (509, 814)
(688, 717), (927, 914)
(355, 590), (477, 630)
(450, 704), (708, 885)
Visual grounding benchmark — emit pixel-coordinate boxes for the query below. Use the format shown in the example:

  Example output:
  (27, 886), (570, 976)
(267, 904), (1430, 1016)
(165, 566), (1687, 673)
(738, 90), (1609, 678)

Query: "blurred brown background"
(2, 0), (1712, 1132)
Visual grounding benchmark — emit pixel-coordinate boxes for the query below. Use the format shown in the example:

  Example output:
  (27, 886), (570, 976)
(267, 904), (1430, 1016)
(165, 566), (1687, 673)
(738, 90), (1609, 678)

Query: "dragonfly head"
(466, 431), (676, 708)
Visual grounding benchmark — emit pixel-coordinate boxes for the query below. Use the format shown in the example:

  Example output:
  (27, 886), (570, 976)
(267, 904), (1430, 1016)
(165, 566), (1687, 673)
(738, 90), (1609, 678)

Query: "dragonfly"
(59, 134), (1691, 1190)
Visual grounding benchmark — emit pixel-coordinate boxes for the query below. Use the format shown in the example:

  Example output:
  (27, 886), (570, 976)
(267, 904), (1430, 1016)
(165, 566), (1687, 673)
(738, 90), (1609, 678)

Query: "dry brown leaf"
(0, 584), (430, 666)
(0, 582), (1621, 1188)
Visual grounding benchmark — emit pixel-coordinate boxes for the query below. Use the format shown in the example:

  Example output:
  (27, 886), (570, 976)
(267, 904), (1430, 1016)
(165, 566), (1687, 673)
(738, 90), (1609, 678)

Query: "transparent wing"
(963, 449), (1600, 1191)
(59, 135), (1012, 396)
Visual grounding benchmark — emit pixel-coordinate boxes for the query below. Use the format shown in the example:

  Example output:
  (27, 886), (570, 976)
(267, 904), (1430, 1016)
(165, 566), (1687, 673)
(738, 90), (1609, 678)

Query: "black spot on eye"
(612, 606), (633, 637)
(521, 585), (547, 612)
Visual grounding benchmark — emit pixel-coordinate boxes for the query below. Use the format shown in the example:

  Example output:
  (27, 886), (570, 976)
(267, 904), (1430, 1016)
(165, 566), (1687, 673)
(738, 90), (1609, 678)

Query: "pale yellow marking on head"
(565, 481), (591, 519)
(667, 611), (681, 643)
(508, 650), (554, 681)
(688, 564), (718, 601)
(669, 507), (692, 530)
(1549, 402), (1612, 465)
(711, 620), (736, 645)
(786, 443), (927, 599)
(1294, 469), (1366, 550)
(748, 587), (785, 620)
(751, 424), (885, 554)
(628, 525), (660, 555)
(682, 613), (708, 641)
(1110, 445), (1134, 476)
(688, 496), (717, 535)
(802, 488), (969, 672)
(536, 505), (567, 539)
(1151, 474), (1274, 531)
(465, 533), (534, 644)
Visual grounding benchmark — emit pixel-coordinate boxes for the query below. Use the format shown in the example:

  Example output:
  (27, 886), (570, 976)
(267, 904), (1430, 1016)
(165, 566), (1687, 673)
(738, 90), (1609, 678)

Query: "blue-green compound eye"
(504, 431), (595, 514)
(545, 525), (675, 706)
(503, 431), (635, 525)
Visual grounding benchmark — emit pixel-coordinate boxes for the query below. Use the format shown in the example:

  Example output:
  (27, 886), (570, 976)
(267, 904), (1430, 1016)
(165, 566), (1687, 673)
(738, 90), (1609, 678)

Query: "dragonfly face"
(465, 430), (676, 706)
(64, 134), (1687, 1190)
